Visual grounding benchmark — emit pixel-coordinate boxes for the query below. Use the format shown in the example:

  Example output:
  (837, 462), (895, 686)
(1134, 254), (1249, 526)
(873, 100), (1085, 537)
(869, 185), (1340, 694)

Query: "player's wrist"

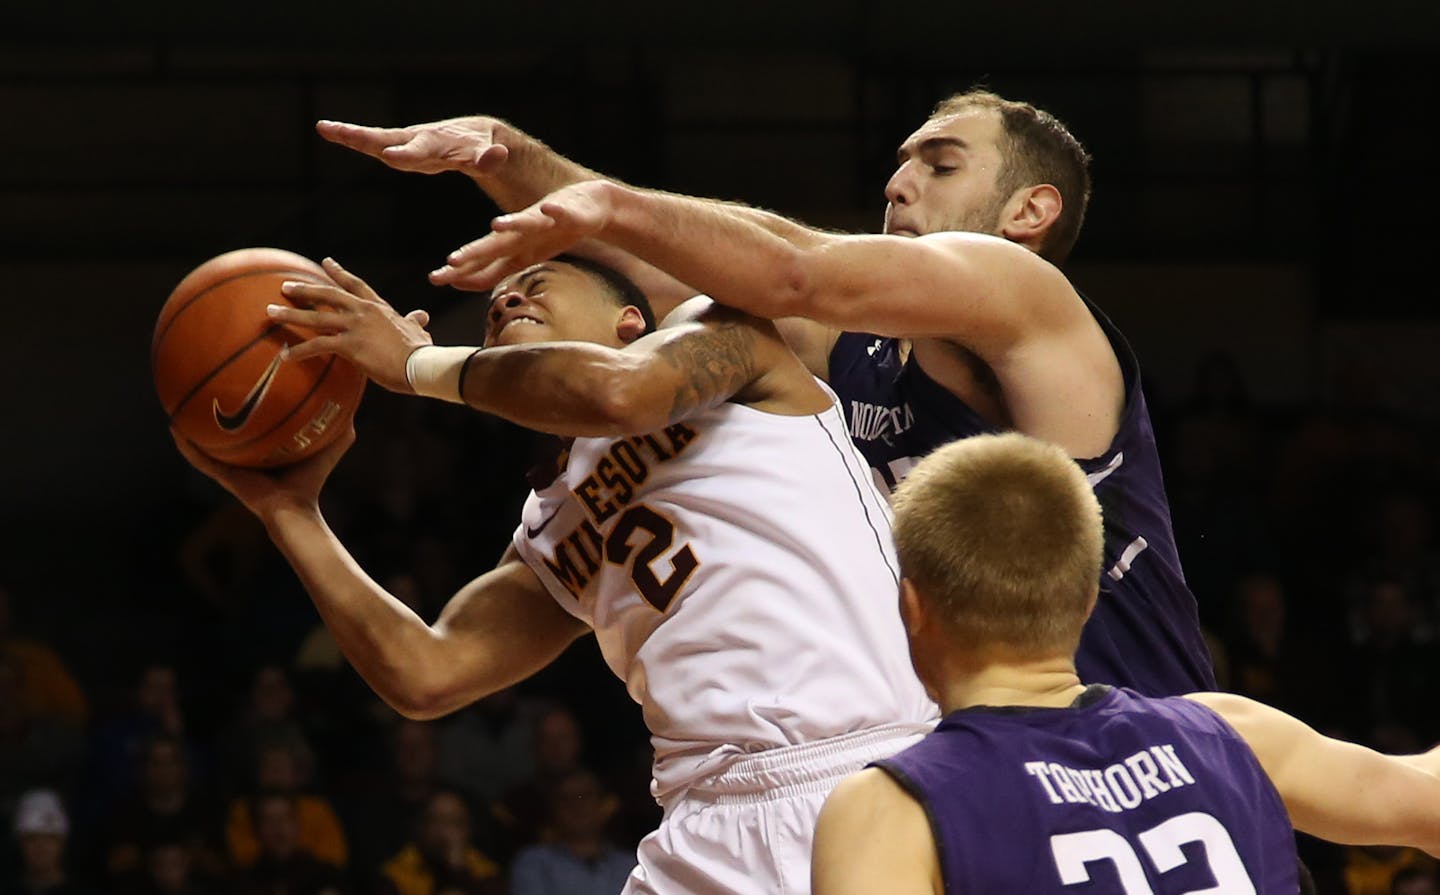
(404, 345), (478, 404)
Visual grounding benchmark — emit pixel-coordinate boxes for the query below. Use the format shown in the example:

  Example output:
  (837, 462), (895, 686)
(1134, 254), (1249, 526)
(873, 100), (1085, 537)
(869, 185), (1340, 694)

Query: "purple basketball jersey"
(875, 687), (1298, 895)
(828, 298), (1216, 695)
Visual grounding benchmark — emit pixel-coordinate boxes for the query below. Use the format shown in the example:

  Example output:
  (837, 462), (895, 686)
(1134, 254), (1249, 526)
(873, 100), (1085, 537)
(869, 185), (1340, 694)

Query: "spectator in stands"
(221, 664), (315, 796)
(434, 689), (541, 805)
(1341, 577), (1440, 745)
(85, 662), (195, 821)
(97, 734), (223, 885)
(375, 789), (502, 895)
(342, 718), (456, 881)
(0, 584), (88, 727)
(1393, 864), (1440, 895)
(1346, 845), (1439, 895)
(226, 734), (347, 871)
(509, 770), (632, 895)
(231, 792), (347, 895)
(6, 789), (94, 895)
(496, 705), (584, 849)
(0, 653), (85, 815)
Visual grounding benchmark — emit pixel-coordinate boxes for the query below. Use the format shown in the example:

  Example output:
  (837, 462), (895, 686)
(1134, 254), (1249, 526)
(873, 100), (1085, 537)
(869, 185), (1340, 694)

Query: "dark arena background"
(2, 2), (1439, 893)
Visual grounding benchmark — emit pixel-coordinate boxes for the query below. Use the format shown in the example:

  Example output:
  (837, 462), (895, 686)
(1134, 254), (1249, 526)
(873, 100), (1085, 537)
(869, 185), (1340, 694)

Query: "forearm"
(601, 183), (823, 319)
(412, 341), (662, 437)
(260, 503), (450, 716)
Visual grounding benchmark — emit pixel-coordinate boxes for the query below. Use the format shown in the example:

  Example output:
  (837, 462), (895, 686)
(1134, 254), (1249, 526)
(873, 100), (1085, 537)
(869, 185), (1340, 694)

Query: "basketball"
(152, 247), (367, 468)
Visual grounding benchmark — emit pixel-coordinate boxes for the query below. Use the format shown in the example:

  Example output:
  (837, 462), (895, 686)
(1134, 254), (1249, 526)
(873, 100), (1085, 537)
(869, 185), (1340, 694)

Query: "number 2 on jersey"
(1051, 812), (1256, 895)
(606, 505), (700, 612)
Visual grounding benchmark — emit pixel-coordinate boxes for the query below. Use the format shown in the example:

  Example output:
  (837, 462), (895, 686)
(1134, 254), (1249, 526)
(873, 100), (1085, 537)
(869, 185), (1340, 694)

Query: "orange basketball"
(152, 247), (366, 468)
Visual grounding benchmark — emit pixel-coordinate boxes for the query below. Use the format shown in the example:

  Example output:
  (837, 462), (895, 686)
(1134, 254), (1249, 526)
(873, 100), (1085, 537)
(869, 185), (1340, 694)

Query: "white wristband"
(404, 345), (479, 404)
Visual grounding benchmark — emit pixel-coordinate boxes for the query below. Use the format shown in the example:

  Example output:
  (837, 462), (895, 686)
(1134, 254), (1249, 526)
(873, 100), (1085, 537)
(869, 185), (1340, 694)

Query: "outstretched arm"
(812, 769), (941, 895)
(317, 117), (698, 319)
(173, 430), (587, 721)
(436, 181), (1122, 455)
(1186, 692), (1440, 855)
(273, 260), (827, 438)
(439, 180), (1074, 349)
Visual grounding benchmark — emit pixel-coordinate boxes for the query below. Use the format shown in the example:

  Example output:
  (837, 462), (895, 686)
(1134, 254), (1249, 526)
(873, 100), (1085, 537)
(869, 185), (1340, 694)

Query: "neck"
(933, 654), (1086, 715)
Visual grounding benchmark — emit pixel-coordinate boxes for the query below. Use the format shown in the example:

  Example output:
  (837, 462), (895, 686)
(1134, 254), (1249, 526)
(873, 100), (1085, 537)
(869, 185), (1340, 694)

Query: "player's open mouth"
(500, 315), (544, 334)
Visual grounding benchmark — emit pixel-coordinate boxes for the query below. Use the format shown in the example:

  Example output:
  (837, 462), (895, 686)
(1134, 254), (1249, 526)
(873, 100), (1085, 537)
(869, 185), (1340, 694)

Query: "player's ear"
(899, 578), (927, 637)
(999, 183), (1062, 247)
(1082, 584), (1100, 622)
(616, 306), (648, 344)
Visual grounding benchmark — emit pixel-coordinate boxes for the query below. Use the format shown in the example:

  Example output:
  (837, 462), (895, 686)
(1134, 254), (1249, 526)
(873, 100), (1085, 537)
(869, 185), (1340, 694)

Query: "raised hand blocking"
(316, 118), (510, 176)
(431, 180), (616, 292)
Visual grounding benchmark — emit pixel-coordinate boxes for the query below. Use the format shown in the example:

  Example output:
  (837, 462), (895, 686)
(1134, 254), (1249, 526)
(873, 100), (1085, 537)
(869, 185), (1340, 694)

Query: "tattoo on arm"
(655, 322), (759, 423)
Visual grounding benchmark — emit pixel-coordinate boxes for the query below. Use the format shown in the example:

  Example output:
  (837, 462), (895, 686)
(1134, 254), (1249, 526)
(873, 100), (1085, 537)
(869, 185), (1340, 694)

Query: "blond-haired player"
(811, 433), (1440, 895)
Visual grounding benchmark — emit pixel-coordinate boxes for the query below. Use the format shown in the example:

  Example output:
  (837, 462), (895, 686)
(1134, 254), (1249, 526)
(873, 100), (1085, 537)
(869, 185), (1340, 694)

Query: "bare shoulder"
(1182, 691), (1284, 729)
(818, 768), (933, 849)
(658, 294), (772, 333)
(1180, 691), (1310, 765)
(645, 294), (828, 416)
(824, 766), (926, 819)
(815, 768), (938, 895)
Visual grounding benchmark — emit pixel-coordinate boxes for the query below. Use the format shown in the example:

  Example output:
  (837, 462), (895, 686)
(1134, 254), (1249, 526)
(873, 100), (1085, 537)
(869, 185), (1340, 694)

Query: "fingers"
(490, 208), (559, 234)
(319, 257), (385, 304)
(170, 429), (252, 490)
(405, 309), (431, 328)
(265, 304), (347, 333)
(444, 227), (529, 269)
(430, 258), (517, 292)
(284, 335), (344, 363)
(438, 272), (500, 293)
(280, 279), (360, 311)
(170, 428), (215, 470)
(470, 142), (510, 174)
(315, 120), (409, 155)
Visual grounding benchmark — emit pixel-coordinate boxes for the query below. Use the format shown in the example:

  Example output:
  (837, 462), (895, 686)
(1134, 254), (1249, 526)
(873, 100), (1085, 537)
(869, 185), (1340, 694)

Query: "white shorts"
(622, 723), (930, 895)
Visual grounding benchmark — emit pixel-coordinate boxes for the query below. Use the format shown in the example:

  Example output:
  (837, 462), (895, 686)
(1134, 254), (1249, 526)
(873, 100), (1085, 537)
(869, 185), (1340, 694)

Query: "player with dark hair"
(318, 89), (1215, 698)
(809, 432), (1440, 895)
(174, 254), (935, 895)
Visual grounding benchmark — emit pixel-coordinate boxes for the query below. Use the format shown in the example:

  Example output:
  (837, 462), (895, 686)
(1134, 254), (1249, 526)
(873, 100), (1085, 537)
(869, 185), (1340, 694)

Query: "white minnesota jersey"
(512, 387), (938, 798)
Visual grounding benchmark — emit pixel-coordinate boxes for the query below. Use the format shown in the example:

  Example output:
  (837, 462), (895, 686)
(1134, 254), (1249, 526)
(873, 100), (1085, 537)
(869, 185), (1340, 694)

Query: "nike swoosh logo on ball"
(213, 352), (285, 432)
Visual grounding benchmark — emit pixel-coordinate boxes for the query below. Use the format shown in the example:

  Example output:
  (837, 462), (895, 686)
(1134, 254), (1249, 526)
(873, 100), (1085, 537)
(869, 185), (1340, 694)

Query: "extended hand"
(316, 117), (509, 176)
(430, 180), (615, 292)
(269, 258), (433, 394)
(172, 424), (355, 522)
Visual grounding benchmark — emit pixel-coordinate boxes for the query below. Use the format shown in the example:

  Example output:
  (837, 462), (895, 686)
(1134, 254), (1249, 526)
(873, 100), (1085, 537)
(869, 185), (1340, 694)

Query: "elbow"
(592, 378), (667, 436)
(391, 698), (450, 723)
(770, 247), (819, 319)
(386, 678), (467, 722)
(579, 360), (667, 436)
(371, 656), (468, 722)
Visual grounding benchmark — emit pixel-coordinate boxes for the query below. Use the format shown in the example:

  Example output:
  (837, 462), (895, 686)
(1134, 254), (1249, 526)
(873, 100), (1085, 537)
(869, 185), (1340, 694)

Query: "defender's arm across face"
(441, 181), (1123, 456)
(1186, 692), (1440, 856)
